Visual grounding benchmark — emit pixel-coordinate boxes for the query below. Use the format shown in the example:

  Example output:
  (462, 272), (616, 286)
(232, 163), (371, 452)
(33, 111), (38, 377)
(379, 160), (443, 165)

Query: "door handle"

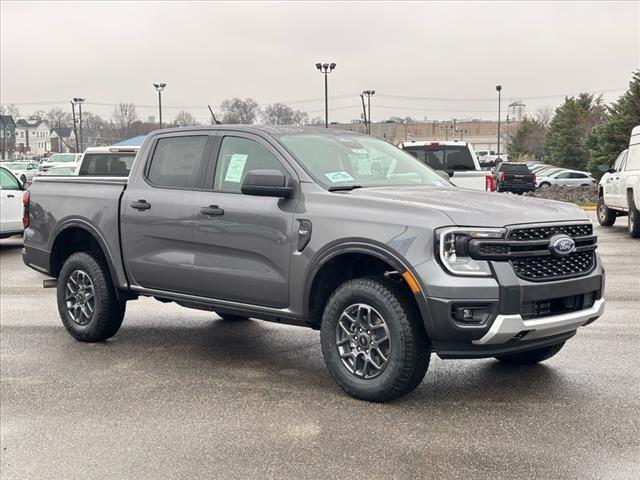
(200, 205), (224, 217)
(6, 194), (15, 198)
(130, 200), (151, 211)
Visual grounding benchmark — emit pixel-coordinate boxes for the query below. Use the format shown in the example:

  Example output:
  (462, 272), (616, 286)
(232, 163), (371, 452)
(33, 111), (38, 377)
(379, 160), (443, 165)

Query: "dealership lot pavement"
(1, 212), (638, 480)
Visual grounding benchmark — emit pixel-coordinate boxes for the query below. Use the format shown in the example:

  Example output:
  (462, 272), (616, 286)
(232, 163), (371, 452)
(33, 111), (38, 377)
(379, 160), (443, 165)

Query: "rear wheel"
(320, 277), (429, 402)
(628, 194), (640, 238)
(538, 182), (551, 188)
(597, 196), (617, 226)
(57, 252), (125, 341)
(495, 342), (564, 365)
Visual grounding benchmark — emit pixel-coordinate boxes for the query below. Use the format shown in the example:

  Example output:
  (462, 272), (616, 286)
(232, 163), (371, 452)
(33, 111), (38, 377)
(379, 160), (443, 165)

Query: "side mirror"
(241, 169), (294, 198)
(606, 167), (616, 174)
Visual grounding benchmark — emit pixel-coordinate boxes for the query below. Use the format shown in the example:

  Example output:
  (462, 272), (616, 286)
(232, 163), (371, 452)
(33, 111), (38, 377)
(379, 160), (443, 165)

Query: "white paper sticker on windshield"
(225, 154), (248, 183)
(325, 171), (355, 183)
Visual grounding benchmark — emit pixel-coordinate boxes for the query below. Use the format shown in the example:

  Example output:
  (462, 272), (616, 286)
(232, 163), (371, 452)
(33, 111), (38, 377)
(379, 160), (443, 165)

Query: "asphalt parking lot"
(1, 212), (638, 480)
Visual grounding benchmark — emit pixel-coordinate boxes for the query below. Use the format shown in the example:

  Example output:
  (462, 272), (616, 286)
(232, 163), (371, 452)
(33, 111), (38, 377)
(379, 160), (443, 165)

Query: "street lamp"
(315, 62), (336, 128)
(496, 85), (502, 156)
(72, 97), (85, 152)
(362, 90), (375, 134)
(153, 82), (166, 128)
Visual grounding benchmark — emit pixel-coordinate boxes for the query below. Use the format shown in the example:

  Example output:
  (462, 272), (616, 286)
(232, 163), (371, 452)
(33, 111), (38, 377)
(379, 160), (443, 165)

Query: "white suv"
(597, 125), (640, 237)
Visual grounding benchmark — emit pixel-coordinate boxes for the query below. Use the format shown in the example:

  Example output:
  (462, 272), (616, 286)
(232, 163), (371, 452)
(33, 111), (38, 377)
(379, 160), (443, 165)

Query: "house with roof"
(0, 115), (16, 160)
(50, 127), (77, 153)
(15, 119), (51, 157)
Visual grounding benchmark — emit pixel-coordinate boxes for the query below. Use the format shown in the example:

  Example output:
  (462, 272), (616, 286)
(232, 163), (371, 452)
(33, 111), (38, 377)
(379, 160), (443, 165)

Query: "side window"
(0, 169), (20, 190)
(556, 172), (571, 179)
(147, 136), (208, 189)
(213, 136), (285, 193)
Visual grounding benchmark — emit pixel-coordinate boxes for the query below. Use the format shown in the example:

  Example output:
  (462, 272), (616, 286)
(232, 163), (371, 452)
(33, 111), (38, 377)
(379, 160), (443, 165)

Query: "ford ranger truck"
(22, 126), (605, 402)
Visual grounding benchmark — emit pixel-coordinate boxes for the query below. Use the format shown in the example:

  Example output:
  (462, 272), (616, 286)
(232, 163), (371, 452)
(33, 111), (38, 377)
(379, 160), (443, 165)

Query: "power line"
(376, 87), (625, 102)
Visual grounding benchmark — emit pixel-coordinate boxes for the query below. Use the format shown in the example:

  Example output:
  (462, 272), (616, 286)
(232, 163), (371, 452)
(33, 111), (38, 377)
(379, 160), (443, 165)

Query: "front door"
(0, 168), (23, 234)
(189, 133), (297, 308)
(121, 133), (213, 294)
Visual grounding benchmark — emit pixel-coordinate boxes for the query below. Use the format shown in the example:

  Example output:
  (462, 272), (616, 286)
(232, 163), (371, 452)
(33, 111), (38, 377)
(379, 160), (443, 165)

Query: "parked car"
(77, 146), (139, 177)
(597, 125), (640, 237)
(493, 162), (536, 194)
(537, 170), (596, 188)
(531, 164), (553, 173)
(399, 140), (495, 191)
(38, 153), (82, 173)
(43, 166), (79, 176)
(22, 126), (605, 402)
(2, 161), (40, 184)
(0, 166), (25, 239)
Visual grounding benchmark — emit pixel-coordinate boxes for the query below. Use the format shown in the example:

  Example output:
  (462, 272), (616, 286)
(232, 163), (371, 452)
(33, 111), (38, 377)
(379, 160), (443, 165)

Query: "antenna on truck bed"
(208, 105), (221, 125)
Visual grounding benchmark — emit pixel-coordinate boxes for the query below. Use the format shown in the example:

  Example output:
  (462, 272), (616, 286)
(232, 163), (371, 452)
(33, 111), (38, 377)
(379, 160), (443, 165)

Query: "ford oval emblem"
(549, 234), (576, 256)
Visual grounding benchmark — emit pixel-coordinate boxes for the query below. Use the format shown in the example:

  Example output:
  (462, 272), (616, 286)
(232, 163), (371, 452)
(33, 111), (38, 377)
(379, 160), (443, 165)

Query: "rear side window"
(213, 136), (285, 193)
(79, 153), (136, 176)
(404, 145), (475, 171)
(147, 136), (208, 188)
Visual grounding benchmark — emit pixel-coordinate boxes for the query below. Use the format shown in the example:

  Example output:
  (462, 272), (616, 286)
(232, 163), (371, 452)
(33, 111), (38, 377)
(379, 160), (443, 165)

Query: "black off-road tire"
(628, 194), (640, 238)
(57, 251), (126, 342)
(597, 195), (617, 226)
(320, 277), (430, 402)
(494, 342), (565, 365)
(217, 313), (250, 321)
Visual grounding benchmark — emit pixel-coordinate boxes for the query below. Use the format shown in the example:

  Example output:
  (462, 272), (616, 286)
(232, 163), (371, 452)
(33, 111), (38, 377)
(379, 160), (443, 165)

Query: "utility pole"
(496, 85), (502, 156)
(360, 94), (368, 132)
(362, 90), (375, 134)
(315, 63), (336, 127)
(73, 97), (85, 151)
(505, 114), (510, 155)
(70, 101), (79, 152)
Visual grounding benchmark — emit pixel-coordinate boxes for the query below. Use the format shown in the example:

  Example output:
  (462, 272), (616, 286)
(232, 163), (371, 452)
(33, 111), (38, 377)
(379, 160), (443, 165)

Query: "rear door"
(188, 132), (297, 308)
(121, 132), (213, 294)
(0, 168), (23, 234)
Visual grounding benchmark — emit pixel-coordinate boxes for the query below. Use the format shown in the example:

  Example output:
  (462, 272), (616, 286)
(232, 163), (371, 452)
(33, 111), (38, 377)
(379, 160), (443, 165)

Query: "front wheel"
(495, 342), (565, 365)
(57, 252), (125, 342)
(320, 277), (430, 402)
(628, 195), (640, 238)
(538, 182), (551, 188)
(597, 196), (617, 226)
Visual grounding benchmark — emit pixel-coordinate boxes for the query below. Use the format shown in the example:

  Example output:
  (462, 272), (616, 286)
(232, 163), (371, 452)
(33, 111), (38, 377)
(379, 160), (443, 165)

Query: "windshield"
(78, 153), (136, 176)
(498, 163), (530, 173)
(47, 154), (78, 163)
(402, 144), (476, 171)
(44, 166), (77, 175)
(4, 162), (28, 170)
(279, 134), (449, 189)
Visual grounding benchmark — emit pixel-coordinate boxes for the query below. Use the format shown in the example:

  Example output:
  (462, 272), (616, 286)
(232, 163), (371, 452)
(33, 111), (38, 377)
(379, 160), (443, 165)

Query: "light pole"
(362, 90), (375, 134)
(153, 83), (166, 128)
(315, 63), (336, 127)
(70, 100), (79, 152)
(73, 97), (85, 151)
(496, 85), (502, 156)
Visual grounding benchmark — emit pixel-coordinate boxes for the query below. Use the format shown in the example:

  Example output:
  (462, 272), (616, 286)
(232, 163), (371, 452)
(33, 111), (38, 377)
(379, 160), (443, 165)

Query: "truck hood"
(349, 186), (588, 227)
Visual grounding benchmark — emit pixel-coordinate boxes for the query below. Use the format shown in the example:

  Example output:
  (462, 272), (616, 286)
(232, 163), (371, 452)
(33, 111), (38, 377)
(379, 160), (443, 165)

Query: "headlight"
(436, 227), (505, 276)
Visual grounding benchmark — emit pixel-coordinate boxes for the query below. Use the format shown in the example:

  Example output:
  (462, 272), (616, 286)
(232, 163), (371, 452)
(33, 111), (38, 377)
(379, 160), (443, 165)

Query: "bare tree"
(1, 104), (20, 118)
(28, 110), (47, 122)
(112, 103), (138, 139)
(174, 110), (198, 126)
(220, 97), (260, 124)
(46, 108), (72, 129)
(262, 103), (309, 125)
(534, 107), (554, 127)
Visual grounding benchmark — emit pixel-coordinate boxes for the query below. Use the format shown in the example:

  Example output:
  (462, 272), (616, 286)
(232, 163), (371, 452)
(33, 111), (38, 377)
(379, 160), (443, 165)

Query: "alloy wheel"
(65, 270), (95, 326)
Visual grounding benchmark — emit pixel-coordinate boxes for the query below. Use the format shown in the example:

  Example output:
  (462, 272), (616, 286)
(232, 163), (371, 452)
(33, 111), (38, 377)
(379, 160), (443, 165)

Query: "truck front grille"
(508, 224), (593, 240)
(511, 251), (595, 282)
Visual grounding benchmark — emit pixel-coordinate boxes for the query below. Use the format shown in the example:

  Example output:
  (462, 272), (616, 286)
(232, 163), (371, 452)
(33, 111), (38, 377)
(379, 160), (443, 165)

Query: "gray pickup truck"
(23, 126), (605, 402)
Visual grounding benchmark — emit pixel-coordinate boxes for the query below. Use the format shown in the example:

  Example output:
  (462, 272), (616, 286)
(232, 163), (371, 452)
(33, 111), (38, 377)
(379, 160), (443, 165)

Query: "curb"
(581, 206), (597, 211)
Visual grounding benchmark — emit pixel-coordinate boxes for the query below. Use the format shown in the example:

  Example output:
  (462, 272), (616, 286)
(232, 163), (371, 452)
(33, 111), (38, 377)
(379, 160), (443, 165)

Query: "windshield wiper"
(328, 185), (363, 192)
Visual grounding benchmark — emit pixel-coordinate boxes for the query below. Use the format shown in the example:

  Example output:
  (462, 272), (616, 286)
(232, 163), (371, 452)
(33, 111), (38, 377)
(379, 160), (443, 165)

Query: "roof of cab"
(144, 124), (367, 138)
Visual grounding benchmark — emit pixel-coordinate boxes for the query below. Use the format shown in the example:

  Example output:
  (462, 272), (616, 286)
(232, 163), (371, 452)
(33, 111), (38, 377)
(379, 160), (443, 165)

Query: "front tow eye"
(296, 219), (312, 252)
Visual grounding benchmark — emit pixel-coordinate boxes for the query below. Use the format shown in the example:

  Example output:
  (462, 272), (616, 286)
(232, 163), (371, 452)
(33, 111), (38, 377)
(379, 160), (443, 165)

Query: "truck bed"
(23, 176), (129, 288)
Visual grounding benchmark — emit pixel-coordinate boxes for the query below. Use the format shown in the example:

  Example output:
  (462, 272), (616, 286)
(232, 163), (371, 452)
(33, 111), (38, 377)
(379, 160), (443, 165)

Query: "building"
(0, 115), (16, 160)
(334, 119), (521, 155)
(15, 119), (51, 157)
(50, 127), (76, 153)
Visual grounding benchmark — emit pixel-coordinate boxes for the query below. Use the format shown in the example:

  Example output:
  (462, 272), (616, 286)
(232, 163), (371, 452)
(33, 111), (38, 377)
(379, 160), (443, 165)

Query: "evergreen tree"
(587, 70), (640, 177)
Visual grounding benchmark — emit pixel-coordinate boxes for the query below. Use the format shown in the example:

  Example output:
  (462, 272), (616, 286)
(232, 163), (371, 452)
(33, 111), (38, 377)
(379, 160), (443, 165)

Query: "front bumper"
(413, 254), (605, 358)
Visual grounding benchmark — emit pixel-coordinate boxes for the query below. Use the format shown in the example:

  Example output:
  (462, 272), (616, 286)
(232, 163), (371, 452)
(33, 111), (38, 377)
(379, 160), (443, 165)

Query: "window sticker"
(224, 154), (248, 183)
(324, 171), (355, 183)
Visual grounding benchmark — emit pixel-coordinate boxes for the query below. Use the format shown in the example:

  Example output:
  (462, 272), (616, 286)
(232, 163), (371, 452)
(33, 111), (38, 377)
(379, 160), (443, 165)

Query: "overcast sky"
(1, 1), (638, 123)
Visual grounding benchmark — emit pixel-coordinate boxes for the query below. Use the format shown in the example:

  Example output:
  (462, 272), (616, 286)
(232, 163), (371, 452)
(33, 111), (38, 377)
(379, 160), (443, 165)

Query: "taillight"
(485, 173), (496, 192)
(499, 173), (506, 182)
(22, 191), (30, 229)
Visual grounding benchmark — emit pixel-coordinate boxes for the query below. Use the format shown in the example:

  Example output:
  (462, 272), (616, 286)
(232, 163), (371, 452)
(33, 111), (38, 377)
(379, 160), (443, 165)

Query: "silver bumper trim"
(472, 298), (605, 345)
